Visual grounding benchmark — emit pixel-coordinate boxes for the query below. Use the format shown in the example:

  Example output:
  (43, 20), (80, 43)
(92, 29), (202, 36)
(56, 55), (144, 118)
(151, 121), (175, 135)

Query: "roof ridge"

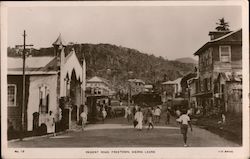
(210, 28), (242, 42)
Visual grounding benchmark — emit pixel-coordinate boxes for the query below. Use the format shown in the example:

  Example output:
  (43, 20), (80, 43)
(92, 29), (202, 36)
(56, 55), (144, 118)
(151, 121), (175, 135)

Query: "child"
(177, 109), (193, 147)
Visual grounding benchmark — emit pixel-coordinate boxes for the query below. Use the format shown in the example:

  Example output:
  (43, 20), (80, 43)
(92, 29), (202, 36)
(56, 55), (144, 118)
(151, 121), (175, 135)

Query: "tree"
(215, 18), (230, 31)
(163, 74), (167, 82)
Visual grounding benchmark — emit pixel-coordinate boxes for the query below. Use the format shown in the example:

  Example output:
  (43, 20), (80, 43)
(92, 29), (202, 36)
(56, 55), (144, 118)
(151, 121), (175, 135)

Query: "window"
(39, 86), (49, 114)
(219, 46), (231, 62)
(232, 89), (242, 101)
(8, 84), (17, 106)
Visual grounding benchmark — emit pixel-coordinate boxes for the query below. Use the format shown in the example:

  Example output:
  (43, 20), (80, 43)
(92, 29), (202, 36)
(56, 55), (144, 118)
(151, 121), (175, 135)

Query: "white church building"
(7, 34), (86, 132)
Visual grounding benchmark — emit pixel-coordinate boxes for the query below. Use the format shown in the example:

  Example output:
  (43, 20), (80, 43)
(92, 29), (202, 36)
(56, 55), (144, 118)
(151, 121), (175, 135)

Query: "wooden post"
(16, 31), (33, 140)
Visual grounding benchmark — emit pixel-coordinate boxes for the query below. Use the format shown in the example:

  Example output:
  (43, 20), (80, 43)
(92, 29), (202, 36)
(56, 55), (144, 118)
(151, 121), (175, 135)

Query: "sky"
(7, 5), (242, 60)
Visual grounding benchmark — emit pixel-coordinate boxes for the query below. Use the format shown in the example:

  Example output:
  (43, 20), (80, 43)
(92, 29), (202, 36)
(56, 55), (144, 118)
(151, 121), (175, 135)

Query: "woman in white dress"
(47, 111), (55, 136)
(134, 108), (143, 130)
(80, 109), (88, 131)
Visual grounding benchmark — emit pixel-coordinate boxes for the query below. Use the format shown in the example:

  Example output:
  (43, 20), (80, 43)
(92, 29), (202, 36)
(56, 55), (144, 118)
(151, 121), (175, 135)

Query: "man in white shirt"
(176, 109), (193, 147)
(154, 107), (161, 123)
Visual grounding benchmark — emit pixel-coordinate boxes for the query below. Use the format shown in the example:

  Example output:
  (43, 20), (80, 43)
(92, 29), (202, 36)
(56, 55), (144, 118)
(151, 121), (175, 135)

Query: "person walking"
(80, 109), (88, 131)
(176, 109), (193, 147)
(126, 106), (132, 122)
(132, 106), (136, 119)
(102, 107), (107, 123)
(166, 108), (171, 125)
(133, 109), (138, 128)
(146, 108), (154, 130)
(134, 108), (143, 130)
(124, 106), (128, 119)
(154, 106), (161, 124)
(176, 108), (181, 118)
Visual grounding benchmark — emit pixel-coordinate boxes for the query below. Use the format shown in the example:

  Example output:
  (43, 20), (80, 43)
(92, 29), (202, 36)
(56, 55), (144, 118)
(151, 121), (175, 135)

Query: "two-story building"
(161, 77), (182, 101)
(128, 79), (145, 96)
(194, 29), (242, 115)
(86, 76), (113, 96)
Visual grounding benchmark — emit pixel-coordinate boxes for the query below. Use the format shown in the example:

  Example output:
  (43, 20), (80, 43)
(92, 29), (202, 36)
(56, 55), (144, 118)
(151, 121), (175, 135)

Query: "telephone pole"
(16, 30), (33, 140)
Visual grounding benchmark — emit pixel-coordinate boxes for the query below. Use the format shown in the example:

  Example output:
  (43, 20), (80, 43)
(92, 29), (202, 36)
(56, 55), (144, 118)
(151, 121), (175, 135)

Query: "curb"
(8, 131), (67, 143)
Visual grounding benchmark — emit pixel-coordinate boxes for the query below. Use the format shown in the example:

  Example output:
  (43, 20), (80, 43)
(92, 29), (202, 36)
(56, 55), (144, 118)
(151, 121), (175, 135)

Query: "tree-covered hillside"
(8, 43), (195, 91)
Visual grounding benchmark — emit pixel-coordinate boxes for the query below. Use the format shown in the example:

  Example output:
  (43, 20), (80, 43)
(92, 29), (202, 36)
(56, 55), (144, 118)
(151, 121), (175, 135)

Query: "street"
(8, 115), (239, 148)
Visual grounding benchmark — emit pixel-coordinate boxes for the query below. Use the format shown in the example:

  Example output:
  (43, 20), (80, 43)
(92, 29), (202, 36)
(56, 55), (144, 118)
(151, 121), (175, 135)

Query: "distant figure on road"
(80, 110), (88, 131)
(102, 108), (107, 123)
(134, 108), (143, 130)
(176, 109), (181, 118)
(176, 109), (193, 147)
(166, 109), (171, 125)
(132, 106), (137, 118)
(125, 106), (132, 122)
(154, 106), (161, 123)
(146, 108), (154, 130)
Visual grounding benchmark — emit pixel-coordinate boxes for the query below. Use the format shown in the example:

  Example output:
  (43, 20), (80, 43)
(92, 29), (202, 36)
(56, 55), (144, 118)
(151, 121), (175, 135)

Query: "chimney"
(208, 31), (232, 40)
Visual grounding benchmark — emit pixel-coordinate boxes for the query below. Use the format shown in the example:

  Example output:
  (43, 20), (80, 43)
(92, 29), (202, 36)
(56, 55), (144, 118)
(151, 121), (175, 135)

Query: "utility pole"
(16, 30), (33, 140)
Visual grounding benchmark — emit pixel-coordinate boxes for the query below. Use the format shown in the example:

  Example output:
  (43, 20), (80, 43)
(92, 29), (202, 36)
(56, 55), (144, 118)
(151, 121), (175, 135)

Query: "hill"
(175, 57), (197, 64)
(8, 43), (196, 92)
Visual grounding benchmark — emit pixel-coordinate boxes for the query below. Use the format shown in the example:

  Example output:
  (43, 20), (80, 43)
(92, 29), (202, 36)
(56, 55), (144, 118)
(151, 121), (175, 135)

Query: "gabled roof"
(162, 77), (182, 85)
(194, 29), (242, 56)
(8, 56), (55, 69)
(8, 56), (58, 75)
(87, 76), (109, 85)
(128, 79), (145, 84)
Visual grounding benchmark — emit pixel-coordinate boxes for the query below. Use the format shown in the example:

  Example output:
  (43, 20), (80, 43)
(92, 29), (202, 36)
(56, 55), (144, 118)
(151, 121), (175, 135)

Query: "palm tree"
(215, 18), (230, 31)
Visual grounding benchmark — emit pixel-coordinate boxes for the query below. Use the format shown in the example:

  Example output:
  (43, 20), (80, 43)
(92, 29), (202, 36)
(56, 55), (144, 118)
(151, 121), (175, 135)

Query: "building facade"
(128, 79), (145, 96)
(187, 76), (199, 109)
(161, 77), (182, 101)
(194, 29), (242, 115)
(7, 35), (86, 133)
(214, 72), (242, 114)
(86, 76), (113, 96)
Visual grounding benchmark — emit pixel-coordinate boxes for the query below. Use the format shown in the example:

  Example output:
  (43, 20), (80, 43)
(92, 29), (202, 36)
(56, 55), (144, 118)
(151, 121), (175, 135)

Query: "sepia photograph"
(1, 1), (249, 159)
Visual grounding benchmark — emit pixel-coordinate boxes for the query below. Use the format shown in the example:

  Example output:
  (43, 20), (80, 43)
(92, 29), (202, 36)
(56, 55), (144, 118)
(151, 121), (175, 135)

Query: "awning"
(193, 92), (212, 97)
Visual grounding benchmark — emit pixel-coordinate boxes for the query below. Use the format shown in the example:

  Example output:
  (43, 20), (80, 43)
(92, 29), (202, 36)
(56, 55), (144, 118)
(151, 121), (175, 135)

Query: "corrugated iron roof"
(162, 77), (182, 85)
(128, 79), (145, 84)
(194, 28), (242, 56)
(87, 76), (110, 85)
(8, 56), (55, 69)
(7, 56), (57, 75)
